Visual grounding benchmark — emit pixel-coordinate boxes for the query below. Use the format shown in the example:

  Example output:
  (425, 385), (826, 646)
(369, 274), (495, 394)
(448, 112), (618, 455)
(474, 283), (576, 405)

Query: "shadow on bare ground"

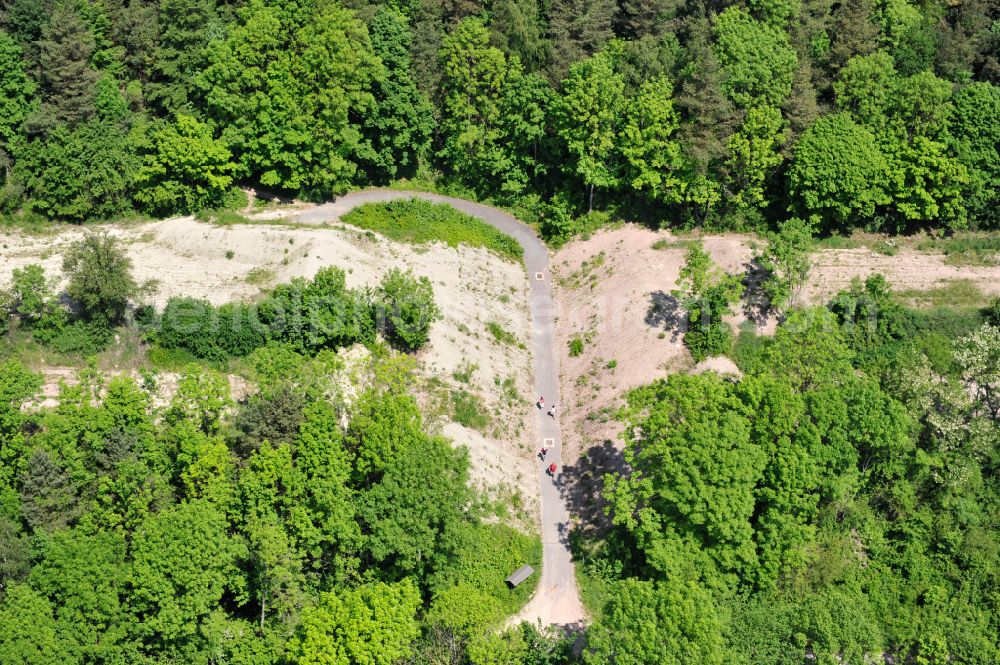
(644, 290), (686, 341)
(742, 258), (775, 326)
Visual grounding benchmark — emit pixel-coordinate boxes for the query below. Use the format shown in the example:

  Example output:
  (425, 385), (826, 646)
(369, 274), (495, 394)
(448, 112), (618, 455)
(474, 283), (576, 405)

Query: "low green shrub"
(41, 319), (112, 355)
(568, 336), (584, 357)
(732, 325), (772, 374)
(684, 322), (733, 362)
(230, 384), (307, 456)
(156, 267), (440, 360)
(989, 296), (1000, 326)
(0, 290), (12, 335)
(248, 343), (307, 385)
(158, 297), (229, 360)
(486, 322), (519, 347)
(215, 302), (267, 357)
(428, 522), (541, 630)
(452, 389), (489, 431)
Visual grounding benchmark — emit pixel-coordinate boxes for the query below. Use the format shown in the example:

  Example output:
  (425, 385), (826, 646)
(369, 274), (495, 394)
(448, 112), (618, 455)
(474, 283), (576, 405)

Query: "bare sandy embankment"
(551, 225), (1000, 468)
(0, 215), (539, 523)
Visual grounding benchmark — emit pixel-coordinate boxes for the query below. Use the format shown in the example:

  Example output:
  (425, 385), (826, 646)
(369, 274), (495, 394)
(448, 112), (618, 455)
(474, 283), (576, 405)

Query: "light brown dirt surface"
(804, 246), (1000, 303)
(552, 225), (1000, 472)
(551, 227), (761, 466)
(0, 215), (538, 520)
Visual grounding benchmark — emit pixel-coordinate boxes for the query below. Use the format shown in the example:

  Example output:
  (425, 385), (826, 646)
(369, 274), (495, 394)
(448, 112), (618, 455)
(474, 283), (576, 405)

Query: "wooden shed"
(505, 565), (535, 589)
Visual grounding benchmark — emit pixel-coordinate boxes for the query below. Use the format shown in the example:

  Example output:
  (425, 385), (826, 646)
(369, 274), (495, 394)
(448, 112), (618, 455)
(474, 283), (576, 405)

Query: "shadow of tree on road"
(557, 439), (628, 543)
(645, 291), (685, 342)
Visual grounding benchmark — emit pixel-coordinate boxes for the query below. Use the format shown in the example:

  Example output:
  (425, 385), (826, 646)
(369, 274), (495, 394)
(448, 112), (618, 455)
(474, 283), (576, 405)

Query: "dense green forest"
(579, 276), (1000, 664)
(0, 0), (997, 235)
(2, 0), (1000, 662)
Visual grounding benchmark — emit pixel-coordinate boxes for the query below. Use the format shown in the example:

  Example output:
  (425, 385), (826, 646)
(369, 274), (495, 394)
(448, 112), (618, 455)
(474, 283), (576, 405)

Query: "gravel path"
(294, 190), (586, 629)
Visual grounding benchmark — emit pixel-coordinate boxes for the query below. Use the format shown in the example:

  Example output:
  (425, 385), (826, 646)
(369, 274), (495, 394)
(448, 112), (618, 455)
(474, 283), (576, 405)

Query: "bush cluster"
(0, 234), (139, 355)
(155, 267), (440, 360)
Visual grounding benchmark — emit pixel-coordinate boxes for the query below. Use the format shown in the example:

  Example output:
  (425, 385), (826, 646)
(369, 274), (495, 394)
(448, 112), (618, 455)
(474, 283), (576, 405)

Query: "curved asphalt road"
(294, 190), (585, 629)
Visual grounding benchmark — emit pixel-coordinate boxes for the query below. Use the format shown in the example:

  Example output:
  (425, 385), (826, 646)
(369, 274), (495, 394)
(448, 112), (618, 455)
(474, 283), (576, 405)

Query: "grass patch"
(916, 235), (1000, 266)
(811, 234), (868, 250)
(0, 329), (83, 367)
(452, 389), (490, 431)
(145, 345), (206, 371)
(811, 232), (897, 254)
(568, 336), (585, 357)
(731, 323), (772, 373)
(341, 198), (523, 263)
(245, 267), (276, 286)
(486, 321), (522, 347)
(195, 209), (253, 226)
(497, 375), (519, 404)
(559, 251), (609, 290)
(896, 279), (990, 309)
(651, 237), (699, 251)
(569, 531), (629, 619)
(452, 360), (477, 384)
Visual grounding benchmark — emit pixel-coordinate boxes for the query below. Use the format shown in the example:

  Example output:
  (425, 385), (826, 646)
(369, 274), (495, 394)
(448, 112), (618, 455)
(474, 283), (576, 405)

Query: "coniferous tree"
(439, 0), (483, 25)
(545, 0), (615, 82)
(782, 58), (822, 151)
(32, 0), (101, 130)
(408, 0), (446, 100)
(106, 0), (160, 85)
(490, 0), (549, 72)
(617, 0), (682, 40)
(828, 0), (878, 73)
(19, 448), (80, 533)
(787, 0), (833, 90)
(0, 517), (30, 594)
(148, 0), (219, 115)
(674, 16), (737, 200)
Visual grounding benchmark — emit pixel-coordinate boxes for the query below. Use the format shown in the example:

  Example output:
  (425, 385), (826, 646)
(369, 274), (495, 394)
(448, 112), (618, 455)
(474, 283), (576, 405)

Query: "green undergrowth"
(429, 522), (542, 627)
(195, 208), (254, 226)
(486, 321), (523, 348)
(451, 389), (490, 431)
(341, 198), (523, 263)
(915, 234), (1000, 266)
(896, 278), (990, 309)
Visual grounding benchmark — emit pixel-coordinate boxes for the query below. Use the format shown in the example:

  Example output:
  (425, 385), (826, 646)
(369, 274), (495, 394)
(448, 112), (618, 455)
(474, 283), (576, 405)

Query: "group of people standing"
(537, 397), (557, 478)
